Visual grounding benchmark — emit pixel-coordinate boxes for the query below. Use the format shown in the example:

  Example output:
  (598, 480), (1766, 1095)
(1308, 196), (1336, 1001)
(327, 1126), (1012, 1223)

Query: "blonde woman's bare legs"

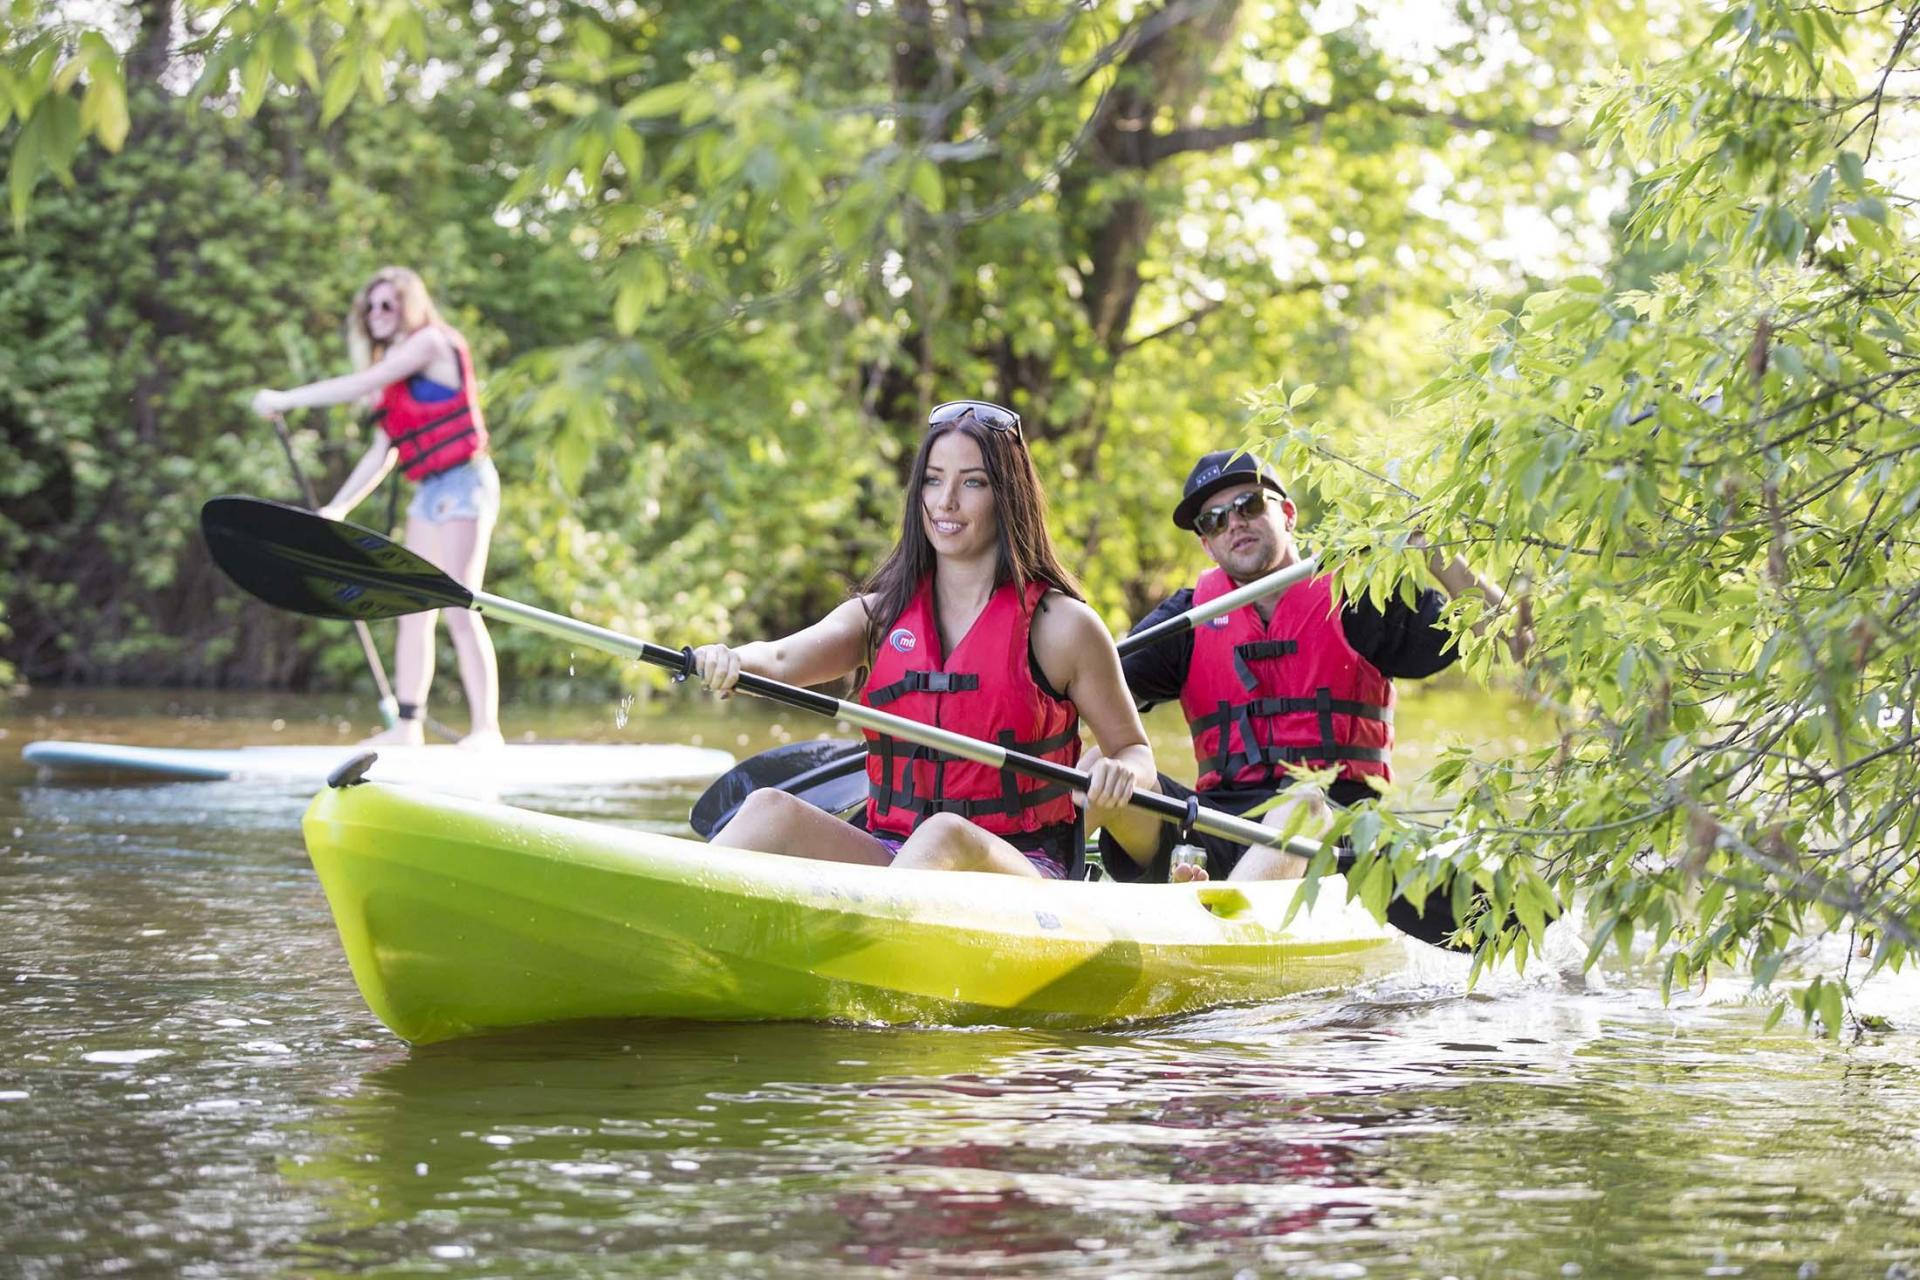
(418, 510), (501, 746)
(360, 508), (500, 746)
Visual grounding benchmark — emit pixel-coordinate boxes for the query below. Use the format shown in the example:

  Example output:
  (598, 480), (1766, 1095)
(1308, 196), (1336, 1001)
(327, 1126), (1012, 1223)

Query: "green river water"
(3, 684), (1918, 1278)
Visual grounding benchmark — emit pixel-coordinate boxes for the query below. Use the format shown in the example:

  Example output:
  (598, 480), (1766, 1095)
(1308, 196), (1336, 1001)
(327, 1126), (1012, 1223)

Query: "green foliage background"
(2, 0), (1649, 690)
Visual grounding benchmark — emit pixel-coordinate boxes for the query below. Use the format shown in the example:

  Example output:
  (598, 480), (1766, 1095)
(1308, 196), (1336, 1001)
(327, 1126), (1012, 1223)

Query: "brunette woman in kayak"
(249, 267), (502, 748)
(690, 401), (1156, 878)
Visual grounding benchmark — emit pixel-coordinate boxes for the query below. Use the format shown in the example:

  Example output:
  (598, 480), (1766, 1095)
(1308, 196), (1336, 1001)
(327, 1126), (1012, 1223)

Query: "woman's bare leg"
(712, 790), (894, 866)
(426, 513), (501, 745)
(359, 515), (438, 747)
(891, 812), (1046, 878)
(401, 512), (501, 746)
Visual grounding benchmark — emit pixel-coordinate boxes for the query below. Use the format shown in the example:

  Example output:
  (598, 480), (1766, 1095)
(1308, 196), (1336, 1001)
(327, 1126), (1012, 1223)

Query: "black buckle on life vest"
(867, 669), (981, 707)
(1233, 639), (1298, 691)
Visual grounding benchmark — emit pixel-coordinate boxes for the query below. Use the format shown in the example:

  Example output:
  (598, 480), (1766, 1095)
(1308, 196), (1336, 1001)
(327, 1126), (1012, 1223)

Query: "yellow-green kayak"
(303, 781), (1405, 1045)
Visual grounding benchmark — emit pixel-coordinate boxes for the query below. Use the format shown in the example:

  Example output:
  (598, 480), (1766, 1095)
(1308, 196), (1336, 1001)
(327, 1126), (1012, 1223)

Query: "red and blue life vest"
(861, 576), (1081, 840)
(374, 325), (488, 482)
(1180, 567), (1394, 792)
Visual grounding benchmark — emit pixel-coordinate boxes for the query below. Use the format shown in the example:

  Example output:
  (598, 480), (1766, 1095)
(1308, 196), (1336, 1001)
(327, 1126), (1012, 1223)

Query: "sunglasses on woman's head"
(1193, 489), (1270, 538)
(928, 399), (1021, 437)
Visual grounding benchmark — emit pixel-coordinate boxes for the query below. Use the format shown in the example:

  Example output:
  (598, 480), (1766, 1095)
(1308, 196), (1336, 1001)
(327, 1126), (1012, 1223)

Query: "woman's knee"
(894, 813), (981, 869)
(712, 789), (807, 849)
(395, 609), (437, 640)
(735, 789), (810, 825)
(917, 812), (978, 845)
(441, 607), (486, 643)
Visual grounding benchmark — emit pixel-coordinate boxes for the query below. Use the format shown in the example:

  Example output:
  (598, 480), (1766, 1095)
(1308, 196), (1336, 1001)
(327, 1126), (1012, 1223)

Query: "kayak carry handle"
(328, 751), (380, 789)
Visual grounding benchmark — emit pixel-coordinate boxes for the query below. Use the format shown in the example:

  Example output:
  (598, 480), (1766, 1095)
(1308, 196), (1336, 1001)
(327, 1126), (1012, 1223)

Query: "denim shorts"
(409, 456), (500, 526)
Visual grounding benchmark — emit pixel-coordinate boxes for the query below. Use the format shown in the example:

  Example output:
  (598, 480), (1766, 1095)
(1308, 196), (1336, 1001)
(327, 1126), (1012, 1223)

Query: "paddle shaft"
(472, 591), (1320, 859)
(1117, 555), (1319, 656)
(200, 496), (1476, 948)
(267, 416), (455, 742)
(694, 554), (1326, 819)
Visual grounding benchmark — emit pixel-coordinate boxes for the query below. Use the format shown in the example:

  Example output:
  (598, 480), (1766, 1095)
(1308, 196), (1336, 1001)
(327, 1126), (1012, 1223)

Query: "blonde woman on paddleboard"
(690, 400), (1156, 878)
(249, 267), (502, 748)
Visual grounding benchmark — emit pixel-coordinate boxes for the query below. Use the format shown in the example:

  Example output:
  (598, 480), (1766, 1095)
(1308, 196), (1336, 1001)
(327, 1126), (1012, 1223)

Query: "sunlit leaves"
(1282, 0), (1920, 1026)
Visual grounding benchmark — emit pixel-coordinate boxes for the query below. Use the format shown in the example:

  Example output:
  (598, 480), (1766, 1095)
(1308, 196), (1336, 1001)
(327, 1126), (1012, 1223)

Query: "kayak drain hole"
(1196, 887), (1251, 919)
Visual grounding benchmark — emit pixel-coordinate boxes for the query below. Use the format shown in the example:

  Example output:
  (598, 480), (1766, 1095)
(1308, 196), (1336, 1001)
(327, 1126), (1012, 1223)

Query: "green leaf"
(239, 47), (271, 115)
(319, 56), (358, 124)
(1837, 150), (1866, 192)
(622, 81), (696, 119)
(389, 8), (428, 61)
(359, 49), (387, 101)
(611, 125), (643, 179)
(79, 62), (128, 152)
(613, 281), (645, 335)
(8, 104), (43, 231)
(1814, 979), (1844, 1040)
(908, 158), (943, 212)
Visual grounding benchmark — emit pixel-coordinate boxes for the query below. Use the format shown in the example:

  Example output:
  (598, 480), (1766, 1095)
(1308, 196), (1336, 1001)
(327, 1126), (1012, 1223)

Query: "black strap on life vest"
(868, 722), (1078, 820)
(866, 669), (981, 708)
(388, 403), (475, 450)
(1194, 686), (1392, 782)
(406, 427), (481, 478)
(1232, 639), (1298, 691)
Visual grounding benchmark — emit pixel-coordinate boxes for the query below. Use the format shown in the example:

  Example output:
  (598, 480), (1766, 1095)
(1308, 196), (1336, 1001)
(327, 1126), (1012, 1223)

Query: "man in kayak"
(688, 400), (1158, 879)
(1095, 449), (1528, 883)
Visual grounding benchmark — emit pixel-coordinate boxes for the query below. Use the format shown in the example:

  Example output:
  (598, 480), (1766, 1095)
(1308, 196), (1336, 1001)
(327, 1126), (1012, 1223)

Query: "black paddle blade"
(689, 738), (867, 839)
(200, 496), (474, 621)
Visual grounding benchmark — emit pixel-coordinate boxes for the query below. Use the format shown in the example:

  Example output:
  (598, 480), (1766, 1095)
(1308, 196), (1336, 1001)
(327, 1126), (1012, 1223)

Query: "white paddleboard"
(21, 739), (735, 790)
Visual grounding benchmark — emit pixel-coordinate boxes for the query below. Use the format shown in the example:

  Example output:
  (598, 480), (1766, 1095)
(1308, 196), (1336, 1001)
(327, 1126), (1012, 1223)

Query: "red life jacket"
(374, 326), (489, 482)
(1180, 567), (1394, 792)
(862, 576), (1081, 842)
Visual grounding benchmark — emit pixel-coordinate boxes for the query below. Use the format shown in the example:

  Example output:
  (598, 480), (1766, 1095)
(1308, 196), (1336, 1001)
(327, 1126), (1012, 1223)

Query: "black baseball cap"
(1172, 450), (1290, 530)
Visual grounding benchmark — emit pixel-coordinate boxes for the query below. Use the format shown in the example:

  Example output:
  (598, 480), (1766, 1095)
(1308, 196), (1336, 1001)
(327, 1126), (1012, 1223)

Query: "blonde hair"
(345, 267), (444, 370)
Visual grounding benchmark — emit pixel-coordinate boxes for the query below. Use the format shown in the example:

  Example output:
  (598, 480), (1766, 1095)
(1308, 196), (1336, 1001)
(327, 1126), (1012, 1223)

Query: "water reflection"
(6, 689), (1920, 1277)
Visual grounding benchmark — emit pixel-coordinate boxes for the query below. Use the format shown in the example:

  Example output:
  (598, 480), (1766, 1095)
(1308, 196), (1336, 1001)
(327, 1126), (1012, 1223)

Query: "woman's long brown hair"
(860, 410), (1084, 661)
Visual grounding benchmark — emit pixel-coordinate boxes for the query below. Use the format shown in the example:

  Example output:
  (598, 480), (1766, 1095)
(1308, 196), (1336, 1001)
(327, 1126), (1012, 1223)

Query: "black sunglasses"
(1193, 489), (1269, 538)
(365, 296), (398, 314)
(929, 399), (1022, 437)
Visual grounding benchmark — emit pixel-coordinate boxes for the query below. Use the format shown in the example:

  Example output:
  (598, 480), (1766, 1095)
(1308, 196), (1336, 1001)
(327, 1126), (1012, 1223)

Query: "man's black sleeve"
(1341, 586), (1460, 678)
(1117, 589), (1195, 710)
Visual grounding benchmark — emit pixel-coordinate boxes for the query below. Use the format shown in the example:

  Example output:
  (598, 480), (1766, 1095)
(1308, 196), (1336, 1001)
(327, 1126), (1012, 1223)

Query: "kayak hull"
(302, 783), (1405, 1044)
(22, 740), (734, 790)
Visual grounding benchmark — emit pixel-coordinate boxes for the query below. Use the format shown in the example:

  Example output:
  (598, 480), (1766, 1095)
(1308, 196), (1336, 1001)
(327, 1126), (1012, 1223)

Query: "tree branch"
(1137, 99), (1568, 167)
(1117, 297), (1224, 353)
